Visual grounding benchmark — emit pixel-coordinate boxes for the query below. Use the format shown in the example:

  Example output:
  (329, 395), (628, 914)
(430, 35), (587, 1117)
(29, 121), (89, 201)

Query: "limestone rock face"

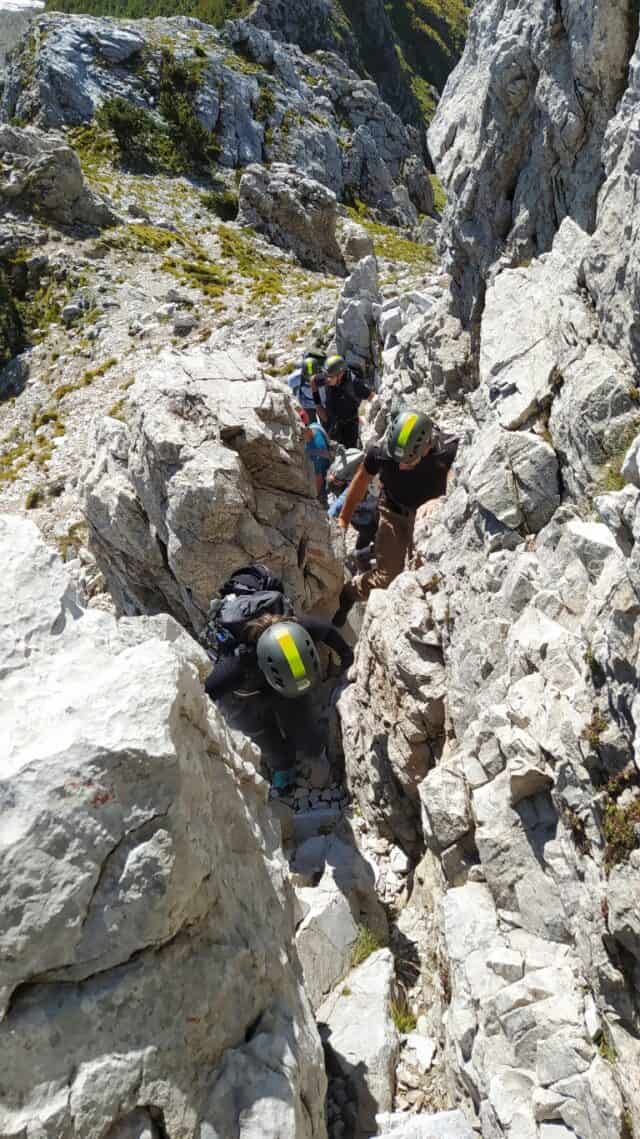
(340, 574), (447, 855)
(318, 949), (399, 1139)
(0, 0), (44, 75)
(340, 222), (640, 1136)
(237, 162), (346, 274)
(335, 253), (381, 374)
(2, 12), (426, 219)
(428, 0), (635, 318)
(81, 346), (343, 628)
(0, 514), (328, 1138)
(0, 123), (116, 227)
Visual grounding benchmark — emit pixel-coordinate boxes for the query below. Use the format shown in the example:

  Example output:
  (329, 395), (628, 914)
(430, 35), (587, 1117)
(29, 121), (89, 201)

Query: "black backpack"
(200, 564), (292, 660)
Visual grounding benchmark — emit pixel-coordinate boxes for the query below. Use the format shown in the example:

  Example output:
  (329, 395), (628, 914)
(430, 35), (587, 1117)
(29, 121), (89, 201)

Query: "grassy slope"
(385, 0), (469, 110)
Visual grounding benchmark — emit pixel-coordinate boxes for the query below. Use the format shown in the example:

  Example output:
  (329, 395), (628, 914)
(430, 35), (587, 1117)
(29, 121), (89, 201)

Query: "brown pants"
(351, 502), (414, 601)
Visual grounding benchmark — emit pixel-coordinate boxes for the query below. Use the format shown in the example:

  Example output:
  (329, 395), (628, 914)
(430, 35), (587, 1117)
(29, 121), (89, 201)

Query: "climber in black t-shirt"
(311, 355), (373, 448)
(332, 409), (459, 626)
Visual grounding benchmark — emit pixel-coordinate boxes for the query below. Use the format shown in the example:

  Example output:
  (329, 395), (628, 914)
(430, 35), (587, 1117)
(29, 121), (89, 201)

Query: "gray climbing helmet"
(387, 409), (434, 463)
(326, 354), (346, 377)
(256, 620), (321, 698)
(303, 354), (326, 378)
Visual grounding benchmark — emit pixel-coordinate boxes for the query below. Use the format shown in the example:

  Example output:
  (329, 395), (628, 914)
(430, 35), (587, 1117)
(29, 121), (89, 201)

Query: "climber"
(332, 409), (459, 626)
(204, 604), (353, 794)
(299, 408), (332, 499)
(311, 355), (373, 448)
(288, 351), (327, 422)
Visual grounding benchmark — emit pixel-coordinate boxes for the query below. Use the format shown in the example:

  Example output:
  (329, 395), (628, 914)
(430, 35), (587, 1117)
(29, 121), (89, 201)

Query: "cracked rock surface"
(0, 512), (328, 1139)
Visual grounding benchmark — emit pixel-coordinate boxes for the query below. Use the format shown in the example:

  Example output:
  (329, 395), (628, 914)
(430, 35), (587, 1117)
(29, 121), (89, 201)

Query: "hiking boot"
(271, 768), (296, 796)
(332, 582), (357, 628)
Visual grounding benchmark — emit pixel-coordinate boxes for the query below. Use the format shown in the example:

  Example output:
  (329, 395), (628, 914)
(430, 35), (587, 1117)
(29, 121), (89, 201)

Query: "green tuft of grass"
(351, 925), (386, 968)
(598, 1034), (617, 1063)
(25, 487), (45, 510)
(201, 187), (239, 221)
(345, 207), (434, 267)
(391, 995), (417, 1034)
(56, 521), (88, 562)
(429, 173), (447, 215)
(582, 711), (608, 748)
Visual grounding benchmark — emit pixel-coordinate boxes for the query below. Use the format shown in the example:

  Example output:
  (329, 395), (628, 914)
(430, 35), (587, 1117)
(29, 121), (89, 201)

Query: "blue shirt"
(306, 424), (331, 478)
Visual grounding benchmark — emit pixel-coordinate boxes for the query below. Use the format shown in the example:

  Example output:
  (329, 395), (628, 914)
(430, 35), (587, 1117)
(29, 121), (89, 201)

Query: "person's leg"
(333, 506), (412, 624)
(274, 693), (324, 758)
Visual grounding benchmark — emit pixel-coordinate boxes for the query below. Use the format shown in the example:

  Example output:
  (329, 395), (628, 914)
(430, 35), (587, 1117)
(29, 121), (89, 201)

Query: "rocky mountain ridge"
(3, 0), (640, 1137)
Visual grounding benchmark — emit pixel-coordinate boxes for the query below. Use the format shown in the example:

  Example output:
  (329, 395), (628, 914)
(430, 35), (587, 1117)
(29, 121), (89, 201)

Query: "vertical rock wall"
(429, 0), (639, 322)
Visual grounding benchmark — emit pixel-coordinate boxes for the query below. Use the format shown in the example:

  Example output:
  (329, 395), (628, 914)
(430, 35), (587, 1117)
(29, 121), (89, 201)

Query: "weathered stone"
(336, 217), (375, 267)
(429, 0), (633, 320)
(335, 253), (381, 372)
(81, 346), (343, 628)
(0, 0), (44, 75)
(0, 124), (116, 227)
(376, 1109), (474, 1137)
(237, 163), (346, 274)
(0, 515), (327, 1138)
(419, 765), (470, 851)
(295, 869), (359, 1010)
(318, 949), (398, 1139)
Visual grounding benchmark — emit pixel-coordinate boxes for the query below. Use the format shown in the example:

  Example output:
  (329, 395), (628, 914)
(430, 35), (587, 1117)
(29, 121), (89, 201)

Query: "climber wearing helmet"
(288, 352), (328, 422)
(205, 612), (353, 794)
(311, 354), (373, 448)
(332, 409), (459, 626)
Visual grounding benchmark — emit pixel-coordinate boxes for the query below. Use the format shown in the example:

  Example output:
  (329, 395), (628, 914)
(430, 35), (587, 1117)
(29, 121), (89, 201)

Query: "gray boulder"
(335, 253), (381, 372)
(376, 1110), (475, 1137)
(336, 216), (375, 268)
(463, 425), (560, 535)
(339, 573), (447, 853)
(237, 162), (346, 274)
(0, 123), (116, 227)
(318, 949), (399, 1139)
(295, 870), (359, 1010)
(80, 346), (344, 628)
(0, 515), (327, 1138)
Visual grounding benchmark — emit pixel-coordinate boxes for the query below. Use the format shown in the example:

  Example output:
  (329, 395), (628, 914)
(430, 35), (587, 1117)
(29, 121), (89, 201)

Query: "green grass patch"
(25, 487), (45, 510)
(350, 925), (386, 968)
(346, 207), (435, 267)
(429, 172), (447, 214)
(56, 521), (88, 562)
(390, 994), (417, 1034)
(201, 187), (239, 221)
(53, 357), (117, 401)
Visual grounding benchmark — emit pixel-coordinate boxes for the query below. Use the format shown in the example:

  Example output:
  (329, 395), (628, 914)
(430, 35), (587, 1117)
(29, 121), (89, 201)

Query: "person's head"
(325, 355), (347, 386)
(255, 618), (322, 698)
(387, 409), (434, 467)
(303, 354), (326, 383)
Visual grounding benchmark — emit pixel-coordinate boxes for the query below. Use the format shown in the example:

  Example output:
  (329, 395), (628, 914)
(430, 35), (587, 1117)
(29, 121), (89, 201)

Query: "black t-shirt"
(364, 432), (459, 510)
(325, 372), (371, 429)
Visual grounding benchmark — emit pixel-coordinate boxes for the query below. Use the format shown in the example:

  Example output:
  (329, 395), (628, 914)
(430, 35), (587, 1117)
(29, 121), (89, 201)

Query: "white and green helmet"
(257, 621), (321, 698)
(387, 409), (434, 463)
